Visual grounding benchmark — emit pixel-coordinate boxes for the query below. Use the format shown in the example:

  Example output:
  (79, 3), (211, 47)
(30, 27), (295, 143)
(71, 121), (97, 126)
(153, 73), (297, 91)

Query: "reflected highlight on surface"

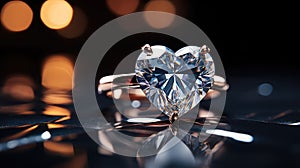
(43, 92), (72, 105)
(206, 129), (254, 143)
(0, 1), (33, 32)
(40, 0), (73, 29)
(1, 125), (38, 142)
(127, 118), (161, 123)
(2, 75), (35, 101)
(43, 105), (71, 122)
(144, 0), (176, 29)
(43, 105), (71, 116)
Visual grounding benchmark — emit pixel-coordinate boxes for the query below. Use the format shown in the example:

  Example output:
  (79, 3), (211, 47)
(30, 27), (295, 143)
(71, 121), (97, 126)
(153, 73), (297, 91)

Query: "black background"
(0, 0), (299, 117)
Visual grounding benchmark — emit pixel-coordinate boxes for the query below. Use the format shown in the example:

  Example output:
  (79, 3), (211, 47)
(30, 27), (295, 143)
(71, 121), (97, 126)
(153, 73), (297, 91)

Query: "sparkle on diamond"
(135, 45), (215, 117)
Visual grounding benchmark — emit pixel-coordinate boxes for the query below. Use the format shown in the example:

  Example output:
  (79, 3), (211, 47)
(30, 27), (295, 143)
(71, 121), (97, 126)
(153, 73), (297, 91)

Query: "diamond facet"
(135, 45), (215, 117)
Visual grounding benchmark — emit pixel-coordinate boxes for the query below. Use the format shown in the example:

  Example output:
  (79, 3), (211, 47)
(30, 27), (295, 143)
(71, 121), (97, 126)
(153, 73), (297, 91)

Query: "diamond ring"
(99, 44), (228, 123)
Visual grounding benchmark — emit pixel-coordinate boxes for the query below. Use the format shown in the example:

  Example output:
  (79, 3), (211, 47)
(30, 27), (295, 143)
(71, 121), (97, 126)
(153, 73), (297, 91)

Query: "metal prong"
(200, 45), (210, 54)
(141, 44), (153, 56)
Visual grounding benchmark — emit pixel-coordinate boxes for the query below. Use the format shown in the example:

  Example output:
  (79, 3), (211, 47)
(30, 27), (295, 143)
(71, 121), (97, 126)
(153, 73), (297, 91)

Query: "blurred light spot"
(206, 129), (254, 143)
(44, 141), (74, 156)
(127, 118), (160, 123)
(7, 140), (18, 149)
(106, 0), (139, 16)
(40, 0), (73, 29)
(0, 1), (33, 32)
(113, 89), (122, 99)
(43, 105), (71, 116)
(131, 100), (141, 108)
(258, 83), (273, 96)
(41, 131), (51, 140)
(42, 55), (74, 90)
(144, 0), (176, 29)
(2, 75), (35, 101)
(57, 7), (87, 38)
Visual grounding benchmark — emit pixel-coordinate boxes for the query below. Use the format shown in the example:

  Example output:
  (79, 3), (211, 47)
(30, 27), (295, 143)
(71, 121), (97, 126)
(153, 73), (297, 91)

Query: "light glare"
(41, 131), (52, 140)
(206, 129), (254, 143)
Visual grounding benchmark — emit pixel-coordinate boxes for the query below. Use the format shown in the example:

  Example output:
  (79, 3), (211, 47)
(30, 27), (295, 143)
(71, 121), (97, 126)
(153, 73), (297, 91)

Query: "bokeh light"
(106, 0), (139, 16)
(42, 55), (74, 90)
(2, 75), (35, 101)
(131, 100), (141, 108)
(0, 1), (33, 32)
(57, 7), (88, 39)
(258, 83), (273, 96)
(40, 0), (73, 29)
(144, 0), (176, 29)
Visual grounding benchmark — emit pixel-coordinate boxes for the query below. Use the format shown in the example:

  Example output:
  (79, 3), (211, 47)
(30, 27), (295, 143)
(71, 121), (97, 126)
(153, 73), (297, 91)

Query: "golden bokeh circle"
(0, 1), (33, 32)
(40, 0), (73, 29)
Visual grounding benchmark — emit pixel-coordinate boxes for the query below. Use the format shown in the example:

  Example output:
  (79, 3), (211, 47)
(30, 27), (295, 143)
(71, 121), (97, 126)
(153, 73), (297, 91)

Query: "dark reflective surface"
(0, 84), (299, 168)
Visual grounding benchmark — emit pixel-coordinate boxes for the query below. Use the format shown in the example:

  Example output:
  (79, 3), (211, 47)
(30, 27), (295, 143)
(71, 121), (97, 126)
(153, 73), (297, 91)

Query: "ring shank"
(98, 73), (229, 100)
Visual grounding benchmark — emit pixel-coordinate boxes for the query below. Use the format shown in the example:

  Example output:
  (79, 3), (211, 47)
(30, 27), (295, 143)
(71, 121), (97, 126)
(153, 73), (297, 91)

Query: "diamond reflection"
(137, 127), (223, 168)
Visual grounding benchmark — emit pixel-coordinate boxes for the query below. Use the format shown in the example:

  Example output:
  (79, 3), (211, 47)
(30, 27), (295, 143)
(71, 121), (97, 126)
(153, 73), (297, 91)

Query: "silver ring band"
(98, 73), (229, 100)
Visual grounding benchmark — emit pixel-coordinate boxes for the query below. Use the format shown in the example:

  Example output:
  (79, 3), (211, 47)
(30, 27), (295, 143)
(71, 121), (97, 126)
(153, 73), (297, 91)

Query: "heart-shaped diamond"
(135, 45), (215, 117)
